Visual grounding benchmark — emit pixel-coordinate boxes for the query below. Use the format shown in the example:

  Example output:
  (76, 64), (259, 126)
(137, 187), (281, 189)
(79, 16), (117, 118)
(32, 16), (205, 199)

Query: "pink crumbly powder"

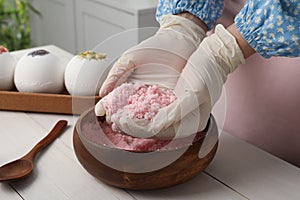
(82, 83), (204, 152)
(127, 84), (176, 120)
(83, 115), (204, 152)
(84, 82), (203, 151)
(101, 83), (177, 124)
(87, 83), (181, 151)
(0, 46), (8, 53)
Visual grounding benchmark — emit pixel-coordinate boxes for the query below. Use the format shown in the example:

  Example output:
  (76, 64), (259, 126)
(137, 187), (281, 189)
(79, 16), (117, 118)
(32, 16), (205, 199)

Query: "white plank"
(0, 184), (22, 200)
(206, 132), (300, 200)
(0, 111), (133, 200)
(0, 112), (46, 164)
(26, 113), (78, 150)
(129, 173), (247, 200)
(12, 137), (133, 200)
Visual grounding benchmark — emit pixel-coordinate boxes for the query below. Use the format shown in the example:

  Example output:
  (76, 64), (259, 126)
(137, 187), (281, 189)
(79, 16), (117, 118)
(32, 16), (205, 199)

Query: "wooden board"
(0, 45), (101, 115)
(0, 91), (100, 115)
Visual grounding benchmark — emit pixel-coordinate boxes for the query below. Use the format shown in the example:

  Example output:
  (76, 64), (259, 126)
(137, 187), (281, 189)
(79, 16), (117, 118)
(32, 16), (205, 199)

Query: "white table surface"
(1, 46), (299, 200)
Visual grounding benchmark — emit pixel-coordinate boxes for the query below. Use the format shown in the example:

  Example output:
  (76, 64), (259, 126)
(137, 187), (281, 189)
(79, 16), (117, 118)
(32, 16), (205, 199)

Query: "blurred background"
(0, 0), (159, 53)
(0, 0), (40, 51)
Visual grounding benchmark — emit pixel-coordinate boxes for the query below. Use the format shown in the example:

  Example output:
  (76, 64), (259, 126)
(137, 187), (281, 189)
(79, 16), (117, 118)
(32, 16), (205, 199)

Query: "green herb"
(0, 0), (41, 51)
(28, 49), (49, 57)
(77, 51), (107, 60)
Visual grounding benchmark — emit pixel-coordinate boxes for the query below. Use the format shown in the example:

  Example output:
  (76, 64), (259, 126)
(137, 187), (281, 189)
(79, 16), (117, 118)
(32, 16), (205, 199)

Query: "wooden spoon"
(0, 120), (68, 182)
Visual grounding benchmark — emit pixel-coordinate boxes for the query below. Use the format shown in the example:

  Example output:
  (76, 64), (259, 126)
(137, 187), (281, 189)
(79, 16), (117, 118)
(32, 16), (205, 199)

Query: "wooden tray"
(0, 91), (100, 115)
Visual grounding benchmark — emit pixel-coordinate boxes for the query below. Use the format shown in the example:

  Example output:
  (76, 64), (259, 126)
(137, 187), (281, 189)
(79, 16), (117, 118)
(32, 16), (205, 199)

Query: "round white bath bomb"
(64, 51), (108, 96)
(14, 49), (64, 93)
(0, 50), (16, 91)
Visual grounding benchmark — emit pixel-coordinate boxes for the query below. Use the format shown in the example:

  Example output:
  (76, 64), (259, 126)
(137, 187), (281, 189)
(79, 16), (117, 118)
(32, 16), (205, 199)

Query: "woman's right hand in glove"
(111, 24), (254, 139)
(95, 14), (207, 118)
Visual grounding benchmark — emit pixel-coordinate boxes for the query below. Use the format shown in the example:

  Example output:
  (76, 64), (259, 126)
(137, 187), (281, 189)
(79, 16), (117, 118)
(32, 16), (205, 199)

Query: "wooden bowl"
(73, 108), (218, 190)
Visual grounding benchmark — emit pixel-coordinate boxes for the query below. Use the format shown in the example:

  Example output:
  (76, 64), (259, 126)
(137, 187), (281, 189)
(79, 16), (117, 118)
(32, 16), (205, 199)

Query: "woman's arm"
(177, 12), (208, 32)
(227, 24), (256, 59)
(156, 0), (224, 31)
(234, 0), (300, 58)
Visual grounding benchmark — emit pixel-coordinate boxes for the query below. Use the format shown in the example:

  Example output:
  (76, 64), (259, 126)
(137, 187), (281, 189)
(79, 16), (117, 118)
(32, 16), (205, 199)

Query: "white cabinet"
(29, 0), (77, 53)
(29, 0), (159, 54)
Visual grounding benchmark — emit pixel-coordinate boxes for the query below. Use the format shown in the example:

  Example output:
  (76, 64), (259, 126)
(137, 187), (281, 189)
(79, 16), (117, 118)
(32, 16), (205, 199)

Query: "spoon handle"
(23, 120), (68, 161)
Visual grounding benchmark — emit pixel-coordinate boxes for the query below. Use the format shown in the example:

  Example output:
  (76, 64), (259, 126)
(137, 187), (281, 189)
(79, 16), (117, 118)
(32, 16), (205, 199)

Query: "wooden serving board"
(1, 45), (101, 115)
(0, 91), (100, 115)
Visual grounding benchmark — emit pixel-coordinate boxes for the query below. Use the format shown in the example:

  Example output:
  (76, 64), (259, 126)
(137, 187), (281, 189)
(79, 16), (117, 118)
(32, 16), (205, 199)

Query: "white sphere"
(0, 52), (16, 90)
(64, 51), (109, 96)
(14, 49), (64, 93)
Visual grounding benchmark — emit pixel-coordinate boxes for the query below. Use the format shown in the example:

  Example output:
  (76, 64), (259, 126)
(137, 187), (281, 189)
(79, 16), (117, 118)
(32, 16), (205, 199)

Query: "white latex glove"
(95, 14), (205, 115)
(112, 25), (245, 139)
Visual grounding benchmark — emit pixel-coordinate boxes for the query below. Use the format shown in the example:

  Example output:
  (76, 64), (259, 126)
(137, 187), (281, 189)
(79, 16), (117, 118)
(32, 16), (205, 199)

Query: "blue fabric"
(235, 0), (300, 58)
(156, 0), (224, 30)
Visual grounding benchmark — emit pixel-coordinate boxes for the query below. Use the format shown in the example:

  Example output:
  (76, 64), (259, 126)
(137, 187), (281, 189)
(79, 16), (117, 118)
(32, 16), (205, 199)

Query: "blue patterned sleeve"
(156, 0), (224, 30)
(235, 0), (300, 58)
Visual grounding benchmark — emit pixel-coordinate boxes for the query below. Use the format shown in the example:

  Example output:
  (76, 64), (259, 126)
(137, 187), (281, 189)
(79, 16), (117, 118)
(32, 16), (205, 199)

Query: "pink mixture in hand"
(127, 84), (177, 120)
(82, 112), (204, 152)
(83, 83), (203, 151)
(101, 83), (177, 131)
(0, 46), (8, 53)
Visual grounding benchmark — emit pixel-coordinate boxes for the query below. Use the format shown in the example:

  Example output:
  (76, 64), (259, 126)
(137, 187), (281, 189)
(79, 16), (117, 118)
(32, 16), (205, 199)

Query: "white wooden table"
(1, 46), (299, 200)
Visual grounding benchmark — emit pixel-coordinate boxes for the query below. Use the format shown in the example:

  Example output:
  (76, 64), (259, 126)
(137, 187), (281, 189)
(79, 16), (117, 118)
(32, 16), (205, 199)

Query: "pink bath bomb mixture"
(83, 83), (203, 151)
(82, 115), (204, 152)
(0, 46), (8, 53)
(83, 120), (171, 151)
(101, 83), (177, 121)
